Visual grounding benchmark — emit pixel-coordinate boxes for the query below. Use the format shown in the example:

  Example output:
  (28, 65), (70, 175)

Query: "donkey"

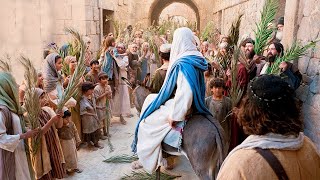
(131, 82), (227, 180)
(160, 114), (227, 180)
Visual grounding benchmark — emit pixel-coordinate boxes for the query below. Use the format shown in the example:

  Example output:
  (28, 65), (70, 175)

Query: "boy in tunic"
(205, 78), (232, 150)
(80, 82), (103, 150)
(94, 72), (113, 138)
(58, 109), (82, 174)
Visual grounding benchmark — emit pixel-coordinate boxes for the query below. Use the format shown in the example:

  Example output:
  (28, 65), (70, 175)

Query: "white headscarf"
(43, 53), (62, 93)
(166, 27), (203, 79)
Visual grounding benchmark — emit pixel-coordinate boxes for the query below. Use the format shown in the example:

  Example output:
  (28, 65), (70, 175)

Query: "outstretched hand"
(20, 127), (41, 139)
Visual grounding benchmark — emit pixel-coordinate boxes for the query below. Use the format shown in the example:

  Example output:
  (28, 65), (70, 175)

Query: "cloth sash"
(131, 55), (212, 153)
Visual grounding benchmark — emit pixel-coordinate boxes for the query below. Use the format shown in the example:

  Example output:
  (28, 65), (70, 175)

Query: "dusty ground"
(63, 108), (198, 180)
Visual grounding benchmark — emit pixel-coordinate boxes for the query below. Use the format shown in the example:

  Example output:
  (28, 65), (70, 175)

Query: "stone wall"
(0, 0), (127, 83)
(212, 0), (320, 149)
(295, 0), (320, 149)
(212, 0), (265, 40)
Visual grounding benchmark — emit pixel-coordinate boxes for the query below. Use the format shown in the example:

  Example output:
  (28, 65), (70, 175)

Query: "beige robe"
(58, 121), (81, 170)
(217, 136), (320, 180)
(113, 55), (131, 116)
(94, 84), (111, 128)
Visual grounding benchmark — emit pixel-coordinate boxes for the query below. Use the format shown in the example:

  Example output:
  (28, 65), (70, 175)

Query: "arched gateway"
(149, 0), (201, 30)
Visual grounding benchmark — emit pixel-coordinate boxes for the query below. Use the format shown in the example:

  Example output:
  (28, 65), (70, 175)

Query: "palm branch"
(229, 46), (245, 108)
(57, 28), (87, 112)
(0, 54), (12, 72)
(200, 21), (215, 42)
(254, 0), (278, 55)
(121, 170), (180, 180)
(228, 14), (244, 46)
(19, 55), (42, 154)
(270, 40), (318, 74)
(103, 154), (138, 163)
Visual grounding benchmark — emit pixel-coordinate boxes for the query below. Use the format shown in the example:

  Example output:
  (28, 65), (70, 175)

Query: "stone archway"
(149, 0), (200, 30)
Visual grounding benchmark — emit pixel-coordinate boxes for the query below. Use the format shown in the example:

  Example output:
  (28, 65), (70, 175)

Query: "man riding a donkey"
(131, 27), (228, 180)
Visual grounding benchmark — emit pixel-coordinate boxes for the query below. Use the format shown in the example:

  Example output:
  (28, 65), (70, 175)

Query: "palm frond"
(228, 14), (244, 46)
(229, 46), (245, 107)
(121, 170), (180, 180)
(270, 40), (318, 74)
(0, 54), (12, 72)
(57, 28), (87, 111)
(19, 55), (42, 155)
(201, 21), (215, 42)
(254, 0), (279, 55)
(103, 154), (138, 163)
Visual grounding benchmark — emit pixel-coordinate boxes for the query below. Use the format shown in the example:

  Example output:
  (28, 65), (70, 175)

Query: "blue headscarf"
(131, 55), (211, 153)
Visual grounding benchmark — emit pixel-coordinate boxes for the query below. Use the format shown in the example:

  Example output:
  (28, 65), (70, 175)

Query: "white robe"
(137, 71), (193, 173)
(113, 55), (131, 116)
(0, 112), (31, 180)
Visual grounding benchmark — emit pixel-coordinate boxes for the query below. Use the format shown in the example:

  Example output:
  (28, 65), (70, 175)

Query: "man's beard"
(245, 50), (255, 60)
(267, 53), (276, 63)
(276, 31), (283, 41)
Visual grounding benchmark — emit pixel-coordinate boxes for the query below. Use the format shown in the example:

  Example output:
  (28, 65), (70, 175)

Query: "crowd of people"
(0, 15), (319, 180)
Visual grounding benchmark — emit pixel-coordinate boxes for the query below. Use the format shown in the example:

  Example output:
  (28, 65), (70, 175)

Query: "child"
(29, 88), (65, 180)
(85, 60), (100, 85)
(79, 82), (103, 150)
(94, 72), (113, 138)
(58, 109), (82, 174)
(205, 78), (232, 149)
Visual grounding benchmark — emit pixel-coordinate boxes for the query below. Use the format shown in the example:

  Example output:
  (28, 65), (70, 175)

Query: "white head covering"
(43, 53), (62, 93)
(166, 27), (203, 80)
(159, 44), (171, 53)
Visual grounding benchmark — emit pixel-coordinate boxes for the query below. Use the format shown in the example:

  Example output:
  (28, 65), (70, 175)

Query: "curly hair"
(236, 75), (302, 136)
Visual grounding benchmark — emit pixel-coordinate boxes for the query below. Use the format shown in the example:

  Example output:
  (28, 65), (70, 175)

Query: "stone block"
(306, 58), (320, 76)
(310, 75), (320, 94)
(85, 0), (93, 6)
(302, 74), (314, 85)
(296, 85), (309, 102)
(86, 21), (91, 35)
(298, 56), (311, 74)
(302, 103), (320, 150)
(93, 8), (100, 21)
(90, 21), (97, 35)
(315, 40), (320, 59)
(305, 90), (315, 106)
(71, 4), (86, 21)
(85, 5), (93, 21)
(297, 17), (312, 42)
(53, 20), (65, 35)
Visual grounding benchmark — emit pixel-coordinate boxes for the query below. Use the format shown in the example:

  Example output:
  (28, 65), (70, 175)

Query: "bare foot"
(131, 161), (143, 170)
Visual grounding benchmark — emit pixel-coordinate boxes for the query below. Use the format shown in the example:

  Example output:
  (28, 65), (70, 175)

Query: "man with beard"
(201, 41), (213, 57)
(261, 42), (302, 89)
(127, 43), (141, 108)
(127, 43), (141, 87)
(242, 38), (266, 80)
